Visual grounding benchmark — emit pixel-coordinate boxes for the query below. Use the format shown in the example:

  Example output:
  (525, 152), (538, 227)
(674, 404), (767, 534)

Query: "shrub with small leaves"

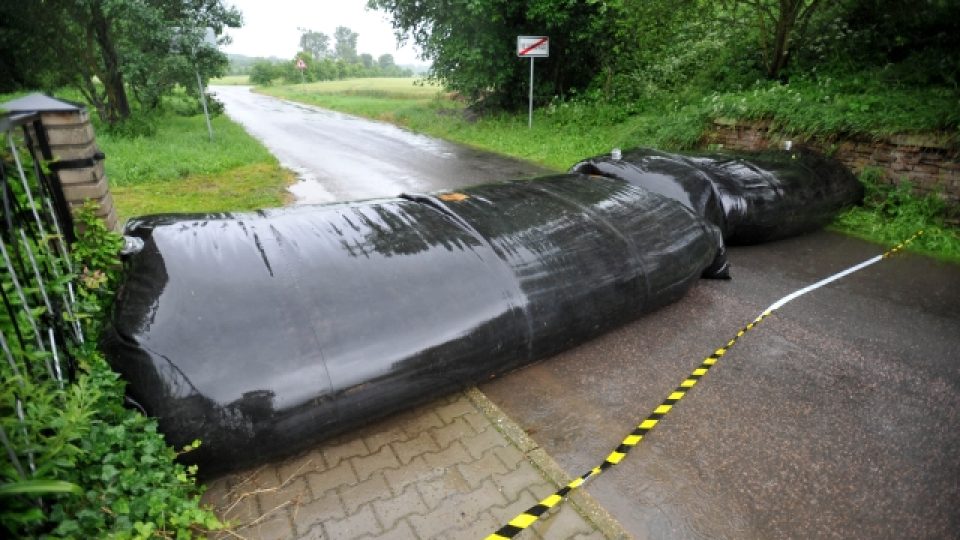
(2, 202), (221, 538)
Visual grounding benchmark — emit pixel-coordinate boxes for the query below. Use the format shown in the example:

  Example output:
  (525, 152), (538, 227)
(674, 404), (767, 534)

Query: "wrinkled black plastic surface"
(572, 148), (863, 244)
(102, 174), (720, 476)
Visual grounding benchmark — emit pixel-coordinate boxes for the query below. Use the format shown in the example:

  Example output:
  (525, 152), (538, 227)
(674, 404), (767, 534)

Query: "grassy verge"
(257, 79), (958, 262)
(832, 171), (960, 263)
(97, 112), (294, 222)
(210, 75), (250, 85)
(258, 80), (698, 170)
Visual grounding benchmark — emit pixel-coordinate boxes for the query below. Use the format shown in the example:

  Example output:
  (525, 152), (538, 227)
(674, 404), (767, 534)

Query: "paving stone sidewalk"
(201, 389), (627, 540)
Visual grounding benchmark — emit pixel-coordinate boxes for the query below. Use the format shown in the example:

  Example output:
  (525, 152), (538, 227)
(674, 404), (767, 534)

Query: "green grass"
(210, 75), (251, 85)
(95, 112), (294, 222)
(98, 113), (279, 185)
(268, 77), (443, 98)
(832, 172), (960, 263)
(704, 78), (960, 138)
(111, 162), (293, 222)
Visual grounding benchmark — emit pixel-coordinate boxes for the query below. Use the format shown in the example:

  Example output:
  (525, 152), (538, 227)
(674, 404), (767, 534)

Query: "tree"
(368, 0), (620, 109)
(359, 53), (375, 69)
(721, 0), (824, 79)
(333, 26), (359, 64)
(1, 0), (240, 125)
(298, 28), (330, 60)
(377, 54), (396, 70)
(249, 60), (278, 85)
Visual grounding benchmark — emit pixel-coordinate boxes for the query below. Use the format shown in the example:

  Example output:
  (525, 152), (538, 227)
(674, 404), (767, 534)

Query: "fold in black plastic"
(101, 174), (721, 476)
(571, 148), (863, 244)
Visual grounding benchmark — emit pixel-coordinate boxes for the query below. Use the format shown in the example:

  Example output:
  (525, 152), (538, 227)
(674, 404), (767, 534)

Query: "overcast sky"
(222, 0), (424, 65)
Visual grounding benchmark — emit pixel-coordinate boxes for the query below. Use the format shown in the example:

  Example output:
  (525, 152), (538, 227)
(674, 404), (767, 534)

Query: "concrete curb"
(465, 387), (633, 540)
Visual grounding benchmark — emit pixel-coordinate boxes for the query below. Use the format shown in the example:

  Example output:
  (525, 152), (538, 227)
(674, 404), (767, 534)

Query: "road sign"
(296, 58), (307, 70)
(517, 36), (549, 57)
(517, 36), (548, 128)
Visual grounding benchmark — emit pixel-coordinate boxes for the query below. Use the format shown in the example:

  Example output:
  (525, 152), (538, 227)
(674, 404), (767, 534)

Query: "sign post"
(296, 58), (307, 84)
(171, 27), (217, 141)
(517, 36), (549, 129)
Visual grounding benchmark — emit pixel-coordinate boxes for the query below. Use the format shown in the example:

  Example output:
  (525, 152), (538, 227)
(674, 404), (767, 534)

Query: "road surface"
(215, 86), (960, 539)
(212, 85), (546, 202)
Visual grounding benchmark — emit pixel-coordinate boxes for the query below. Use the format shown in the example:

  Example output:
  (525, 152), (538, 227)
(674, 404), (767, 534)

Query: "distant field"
(210, 75), (250, 85)
(256, 78), (451, 125)
(282, 78), (444, 99)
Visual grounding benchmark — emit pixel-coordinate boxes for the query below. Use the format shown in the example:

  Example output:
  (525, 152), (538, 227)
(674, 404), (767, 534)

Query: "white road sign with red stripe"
(517, 36), (549, 57)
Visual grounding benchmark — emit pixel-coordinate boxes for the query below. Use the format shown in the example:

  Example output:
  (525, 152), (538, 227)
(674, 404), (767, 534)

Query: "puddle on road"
(284, 164), (338, 205)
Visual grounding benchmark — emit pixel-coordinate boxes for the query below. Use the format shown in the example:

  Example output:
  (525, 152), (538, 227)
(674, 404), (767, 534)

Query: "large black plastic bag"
(101, 174), (721, 476)
(571, 148), (863, 244)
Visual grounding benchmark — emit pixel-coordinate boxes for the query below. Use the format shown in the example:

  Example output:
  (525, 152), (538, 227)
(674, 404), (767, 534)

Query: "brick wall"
(703, 118), (960, 205)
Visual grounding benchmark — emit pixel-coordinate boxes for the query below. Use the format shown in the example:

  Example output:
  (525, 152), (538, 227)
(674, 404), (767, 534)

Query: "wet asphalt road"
(212, 85), (546, 203)
(215, 87), (960, 539)
(483, 234), (960, 540)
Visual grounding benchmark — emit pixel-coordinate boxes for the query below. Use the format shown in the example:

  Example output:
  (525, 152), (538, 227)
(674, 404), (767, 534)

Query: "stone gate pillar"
(0, 93), (118, 231)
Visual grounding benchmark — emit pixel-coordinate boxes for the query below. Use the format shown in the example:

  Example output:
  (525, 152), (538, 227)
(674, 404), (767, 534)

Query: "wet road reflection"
(211, 86), (546, 203)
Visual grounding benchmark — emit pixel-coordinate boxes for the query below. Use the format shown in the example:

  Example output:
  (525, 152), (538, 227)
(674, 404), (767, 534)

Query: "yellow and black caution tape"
(485, 231), (923, 540)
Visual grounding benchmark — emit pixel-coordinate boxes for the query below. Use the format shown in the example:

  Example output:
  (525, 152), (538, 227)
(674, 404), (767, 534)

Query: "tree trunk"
(90, 1), (130, 124)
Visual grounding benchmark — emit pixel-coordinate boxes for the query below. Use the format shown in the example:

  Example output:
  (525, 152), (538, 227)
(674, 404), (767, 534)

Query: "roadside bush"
(834, 170), (960, 262)
(1, 203), (221, 538)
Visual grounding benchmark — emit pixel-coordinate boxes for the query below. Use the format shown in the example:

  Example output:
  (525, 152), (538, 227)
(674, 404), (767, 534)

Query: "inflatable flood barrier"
(103, 174), (721, 476)
(572, 148), (864, 244)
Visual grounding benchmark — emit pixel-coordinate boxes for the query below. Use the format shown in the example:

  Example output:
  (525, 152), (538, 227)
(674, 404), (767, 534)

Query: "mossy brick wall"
(703, 118), (960, 205)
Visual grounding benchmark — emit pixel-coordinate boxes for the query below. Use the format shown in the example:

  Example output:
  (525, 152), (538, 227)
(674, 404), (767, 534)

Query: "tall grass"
(833, 170), (960, 262)
(98, 113), (279, 186)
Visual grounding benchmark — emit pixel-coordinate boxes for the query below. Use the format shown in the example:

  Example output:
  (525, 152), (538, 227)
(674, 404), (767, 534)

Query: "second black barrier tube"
(102, 174), (722, 476)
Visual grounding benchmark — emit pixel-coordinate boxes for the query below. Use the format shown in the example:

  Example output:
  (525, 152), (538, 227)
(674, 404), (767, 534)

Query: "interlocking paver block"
(324, 503), (383, 539)
(340, 471), (393, 514)
(201, 476), (230, 509)
(416, 468), (472, 510)
(278, 450), (325, 483)
(409, 478), (507, 539)
(572, 531), (608, 540)
(257, 476), (309, 515)
(461, 425), (509, 460)
(372, 483), (428, 530)
(430, 417), (475, 449)
(322, 438), (369, 468)
(422, 440), (472, 470)
(435, 396), (476, 423)
(372, 517), (419, 540)
(363, 424), (409, 454)
(352, 445), (401, 482)
(492, 443), (526, 469)
(458, 446), (510, 489)
(535, 503), (596, 539)
(489, 487), (540, 523)
(492, 461), (551, 502)
(437, 510), (501, 540)
(462, 409), (492, 433)
(383, 455), (443, 492)
(232, 465), (282, 493)
(219, 494), (260, 526)
(398, 408), (445, 436)
(251, 512), (295, 540)
(201, 388), (620, 540)
(392, 430), (441, 465)
(307, 458), (358, 496)
(292, 489), (345, 535)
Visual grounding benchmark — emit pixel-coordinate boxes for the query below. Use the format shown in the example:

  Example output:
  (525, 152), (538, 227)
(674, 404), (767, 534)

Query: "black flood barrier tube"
(571, 148), (864, 245)
(102, 174), (722, 476)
